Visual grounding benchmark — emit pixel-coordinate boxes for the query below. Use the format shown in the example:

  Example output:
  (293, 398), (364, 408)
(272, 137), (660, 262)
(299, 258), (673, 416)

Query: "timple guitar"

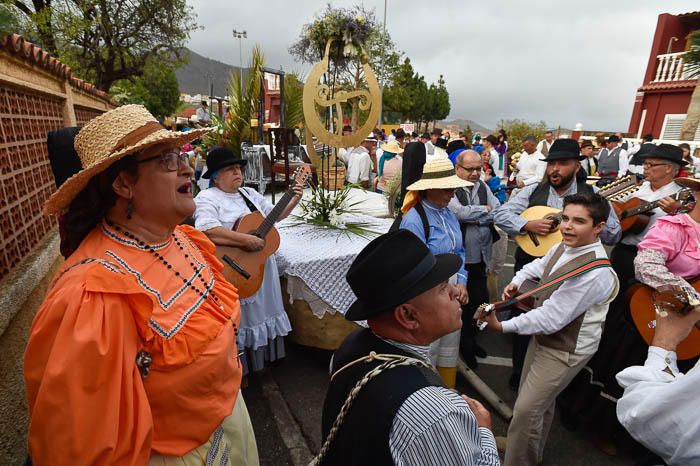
(215, 165), (311, 298)
(629, 278), (700, 360)
(515, 176), (641, 257)
(475, 279), (539, 330)
(612, 188), (694, 234)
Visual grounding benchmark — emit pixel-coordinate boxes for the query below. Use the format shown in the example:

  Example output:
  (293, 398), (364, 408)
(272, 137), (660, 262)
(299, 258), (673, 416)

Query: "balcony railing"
(652, 51), (694, 82)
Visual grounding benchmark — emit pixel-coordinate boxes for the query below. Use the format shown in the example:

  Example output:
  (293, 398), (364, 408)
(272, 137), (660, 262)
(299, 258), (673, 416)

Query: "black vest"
(527, 180), (594, 208)
(320, 329), (444, 466)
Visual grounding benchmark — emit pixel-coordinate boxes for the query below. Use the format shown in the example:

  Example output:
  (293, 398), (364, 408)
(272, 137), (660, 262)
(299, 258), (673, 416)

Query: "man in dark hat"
(425, 127), (443, 156)
(195, 100), (211, 125)
(578, 140), (596, 179)
(318, 230), (499, 466)
(494, 138), (621, 390)
(626, 133), (655, 177)
(597, 134), (629, 179)
(484, 135), (501, 177)
(419, 132), (430, 145)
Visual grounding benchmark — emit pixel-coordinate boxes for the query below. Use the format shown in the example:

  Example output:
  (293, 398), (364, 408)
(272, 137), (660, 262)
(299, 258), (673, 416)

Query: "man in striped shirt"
(318, 229), (500, 466)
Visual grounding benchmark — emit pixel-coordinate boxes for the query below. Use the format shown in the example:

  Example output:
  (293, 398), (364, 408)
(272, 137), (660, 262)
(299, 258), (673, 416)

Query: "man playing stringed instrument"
(616, 180), (700, 463)
(477, 192), (619, 466)
(493, 138), (621, 389)
(194, 147), (302, 375)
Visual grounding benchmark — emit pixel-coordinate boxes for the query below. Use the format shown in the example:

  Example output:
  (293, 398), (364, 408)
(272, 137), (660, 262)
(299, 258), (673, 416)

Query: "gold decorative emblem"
(303, 39), (381, 168)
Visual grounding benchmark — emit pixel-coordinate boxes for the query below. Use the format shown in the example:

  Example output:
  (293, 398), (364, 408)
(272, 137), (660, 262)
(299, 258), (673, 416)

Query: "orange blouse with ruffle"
(24, 223), (242, 465)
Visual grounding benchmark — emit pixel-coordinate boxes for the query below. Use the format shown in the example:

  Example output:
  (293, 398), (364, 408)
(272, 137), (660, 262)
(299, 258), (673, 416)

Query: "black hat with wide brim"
(345, 229), (462, 321)
(203, 146), (248, 178)
(540, 138), (586, 161)
(639, 143), (688, 166)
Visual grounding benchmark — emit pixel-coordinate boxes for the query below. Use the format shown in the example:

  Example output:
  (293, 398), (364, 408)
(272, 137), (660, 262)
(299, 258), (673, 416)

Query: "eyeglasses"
(642, 162), (670, 169)
(457, 164), (483, 172)
(137, 150), (188, 171)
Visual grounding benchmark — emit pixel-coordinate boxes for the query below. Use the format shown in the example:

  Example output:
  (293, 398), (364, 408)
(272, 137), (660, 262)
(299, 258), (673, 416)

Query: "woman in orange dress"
(24, 105), (259, 465)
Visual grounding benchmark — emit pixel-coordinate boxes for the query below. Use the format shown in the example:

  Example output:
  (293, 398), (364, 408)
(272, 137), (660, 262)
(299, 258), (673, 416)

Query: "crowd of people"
(21, 103), (700, 465)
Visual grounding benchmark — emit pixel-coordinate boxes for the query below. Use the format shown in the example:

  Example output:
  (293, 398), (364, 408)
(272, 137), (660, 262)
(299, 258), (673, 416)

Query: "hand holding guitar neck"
(524, 218), (556, 237)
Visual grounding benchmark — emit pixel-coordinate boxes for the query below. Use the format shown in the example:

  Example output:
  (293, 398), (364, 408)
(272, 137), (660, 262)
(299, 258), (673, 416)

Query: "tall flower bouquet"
(290, 182), (379, 239)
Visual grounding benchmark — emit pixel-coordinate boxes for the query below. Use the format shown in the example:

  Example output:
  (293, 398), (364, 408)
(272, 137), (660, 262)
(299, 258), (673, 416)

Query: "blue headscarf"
(378, 150), (397, 177)
(448, 148), (466, 166)
(208, 169), (220, 189)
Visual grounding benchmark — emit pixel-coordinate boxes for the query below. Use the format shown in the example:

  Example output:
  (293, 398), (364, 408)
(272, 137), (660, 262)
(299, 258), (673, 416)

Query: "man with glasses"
(449, 150), (500, 368)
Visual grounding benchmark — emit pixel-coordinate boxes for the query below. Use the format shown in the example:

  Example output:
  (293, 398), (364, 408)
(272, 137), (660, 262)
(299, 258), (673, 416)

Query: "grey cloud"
(186, 0), (698, 131)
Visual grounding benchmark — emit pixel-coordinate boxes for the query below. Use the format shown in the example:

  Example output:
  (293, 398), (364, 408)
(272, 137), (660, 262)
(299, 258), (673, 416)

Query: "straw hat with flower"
(400, 158), (473, 214)
(43, 105), (213, 215)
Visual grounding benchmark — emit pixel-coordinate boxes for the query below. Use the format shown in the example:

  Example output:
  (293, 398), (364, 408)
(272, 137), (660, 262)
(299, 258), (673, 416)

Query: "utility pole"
(378, 0), (387, 128)
(232, 29), (247, 86)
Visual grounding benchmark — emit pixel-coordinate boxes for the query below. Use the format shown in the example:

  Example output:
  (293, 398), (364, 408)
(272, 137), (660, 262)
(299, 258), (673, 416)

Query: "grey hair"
(671, 164), (680, 177)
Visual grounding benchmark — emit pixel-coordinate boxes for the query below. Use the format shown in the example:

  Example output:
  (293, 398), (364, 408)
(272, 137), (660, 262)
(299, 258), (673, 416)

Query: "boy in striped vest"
(476, 192), (619, 466)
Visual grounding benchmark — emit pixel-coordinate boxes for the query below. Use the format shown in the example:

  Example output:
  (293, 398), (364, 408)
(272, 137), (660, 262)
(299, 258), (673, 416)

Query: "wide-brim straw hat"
(675, 177), (700, 192)
(43, 105), (213, 214)
(406, 157), (473, 191)
(380, 140), (404, 154)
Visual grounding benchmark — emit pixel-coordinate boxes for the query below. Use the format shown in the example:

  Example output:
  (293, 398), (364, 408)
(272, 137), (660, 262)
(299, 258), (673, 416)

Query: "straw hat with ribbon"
(380, 140), (404, 154)
(43, 105), (213, 215)
(401, 157), (473, 214)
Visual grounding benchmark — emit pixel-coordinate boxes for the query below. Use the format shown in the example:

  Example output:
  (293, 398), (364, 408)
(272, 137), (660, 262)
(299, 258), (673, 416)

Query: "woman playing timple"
(25, 105), (259, 465)
(194, 147), (301, 375)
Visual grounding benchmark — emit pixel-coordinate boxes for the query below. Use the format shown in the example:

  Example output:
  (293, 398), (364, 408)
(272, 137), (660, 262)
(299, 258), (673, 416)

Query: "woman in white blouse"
(194, 147), (302, 374)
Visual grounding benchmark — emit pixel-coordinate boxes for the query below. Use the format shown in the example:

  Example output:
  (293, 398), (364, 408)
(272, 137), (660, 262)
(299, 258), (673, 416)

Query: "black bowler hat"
(640, 143), (687, 166)
(47, 127), (82, 188)
(447, 139), (466, 154)
(420, 132), (430, 139)
(202, 146), (247, 178)
(541, 138), (585, 161)
(345, 229), (462, 321)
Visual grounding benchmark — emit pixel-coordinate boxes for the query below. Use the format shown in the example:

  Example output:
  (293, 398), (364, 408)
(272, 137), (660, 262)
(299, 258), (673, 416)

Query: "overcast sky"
(186, 0), (698, 132)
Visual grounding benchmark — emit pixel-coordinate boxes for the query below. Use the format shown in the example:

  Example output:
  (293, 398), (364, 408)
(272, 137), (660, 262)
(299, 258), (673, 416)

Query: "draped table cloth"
(275, 212), (393, 318)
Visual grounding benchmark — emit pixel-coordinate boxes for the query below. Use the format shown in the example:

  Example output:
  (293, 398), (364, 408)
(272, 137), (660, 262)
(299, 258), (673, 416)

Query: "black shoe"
(473, 344), (487, 359)
(509, 373), (520, 391)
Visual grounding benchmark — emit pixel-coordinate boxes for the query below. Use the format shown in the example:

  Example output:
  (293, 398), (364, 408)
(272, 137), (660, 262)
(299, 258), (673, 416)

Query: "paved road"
(244, 240), (637, 465)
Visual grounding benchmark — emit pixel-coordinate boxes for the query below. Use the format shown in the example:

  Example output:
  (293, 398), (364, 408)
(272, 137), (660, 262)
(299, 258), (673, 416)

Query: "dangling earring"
(126, 199), (133, 219)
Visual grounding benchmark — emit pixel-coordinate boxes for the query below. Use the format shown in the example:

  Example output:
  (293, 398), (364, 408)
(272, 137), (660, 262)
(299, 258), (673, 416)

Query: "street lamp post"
(378, 0), (387, 128)
(232, 29), (247, 86)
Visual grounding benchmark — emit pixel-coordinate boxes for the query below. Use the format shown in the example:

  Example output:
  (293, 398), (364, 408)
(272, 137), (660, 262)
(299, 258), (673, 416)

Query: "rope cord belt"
(309, 352), (431, 466)
(503, 258), (612, 308)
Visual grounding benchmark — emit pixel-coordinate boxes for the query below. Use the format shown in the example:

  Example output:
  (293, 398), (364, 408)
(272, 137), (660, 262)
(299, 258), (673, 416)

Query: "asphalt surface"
(244, 241), (638, 465)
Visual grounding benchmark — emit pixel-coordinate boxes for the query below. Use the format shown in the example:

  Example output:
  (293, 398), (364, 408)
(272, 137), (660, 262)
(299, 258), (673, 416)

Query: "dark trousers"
(461, 261), (489, 355)
(511, 248), (539, 380)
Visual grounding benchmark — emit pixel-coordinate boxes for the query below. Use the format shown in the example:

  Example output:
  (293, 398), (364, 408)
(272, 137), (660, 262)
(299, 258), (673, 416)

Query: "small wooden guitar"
(515, 176), (641, 257)
(629, 278), (700, 360)
(215, 165), (311, 298)
(613, 188), (694, 234)
(475, 279), (539, 330)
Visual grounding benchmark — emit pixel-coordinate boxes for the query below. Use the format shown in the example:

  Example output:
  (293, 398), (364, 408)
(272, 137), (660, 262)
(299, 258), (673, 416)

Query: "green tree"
(9, 0), (198, 91)
(0, 4), (21, 35)
(430, 74), (451, 125)
(111, 59), (181, 120)
(679, 30), (700, 141)
(498, 119), (547, 154)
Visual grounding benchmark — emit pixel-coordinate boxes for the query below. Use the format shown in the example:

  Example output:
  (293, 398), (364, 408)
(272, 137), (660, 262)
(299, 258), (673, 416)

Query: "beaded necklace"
(105, 220), (242, 372)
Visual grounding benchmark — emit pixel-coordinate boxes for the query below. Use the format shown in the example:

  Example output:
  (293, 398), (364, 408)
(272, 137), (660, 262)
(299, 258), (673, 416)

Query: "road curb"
(260, 371), (315, 466)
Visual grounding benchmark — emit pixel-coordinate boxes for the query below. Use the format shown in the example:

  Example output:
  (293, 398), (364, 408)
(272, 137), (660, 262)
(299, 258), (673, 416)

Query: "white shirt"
(345, 146), (372, 183)
(338, 147), (354, 164)
(616, 347), (700, 465)
(536, 139), (553, 154)
(193, 186), (271, 231)
(427, 146), (448, 162)
(618, 181), (683, 246)
(488, 149), (500, 177)
(195, 107), (210, 123)
(515, 150), (546, 186)
(501, 241), (619, 354)
(425, 141), (435, 156)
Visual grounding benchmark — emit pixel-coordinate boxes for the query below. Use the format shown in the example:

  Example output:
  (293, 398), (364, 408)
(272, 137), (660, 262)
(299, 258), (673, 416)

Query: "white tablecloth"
(275, 213), (393, 318)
